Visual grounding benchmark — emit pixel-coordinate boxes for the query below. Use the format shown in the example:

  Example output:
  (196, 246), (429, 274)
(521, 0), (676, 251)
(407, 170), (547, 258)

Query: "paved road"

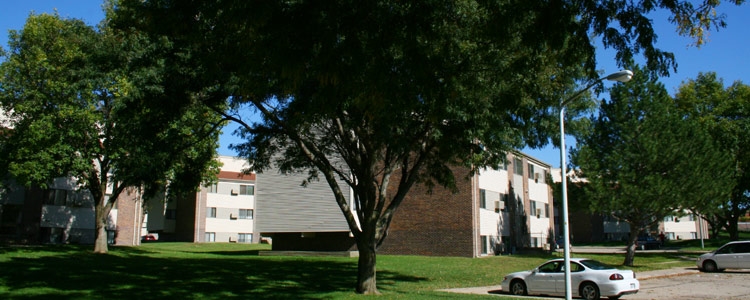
(440, 268), (750, 299)
(627, 270), (750, 300)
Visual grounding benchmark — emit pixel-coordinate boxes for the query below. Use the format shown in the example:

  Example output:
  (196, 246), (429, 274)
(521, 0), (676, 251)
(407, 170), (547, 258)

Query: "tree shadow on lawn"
(0, 248), (425, 299)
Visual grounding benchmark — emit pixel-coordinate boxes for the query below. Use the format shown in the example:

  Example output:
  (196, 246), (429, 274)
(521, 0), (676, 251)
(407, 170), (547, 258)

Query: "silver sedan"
(501, 258), (639, 300)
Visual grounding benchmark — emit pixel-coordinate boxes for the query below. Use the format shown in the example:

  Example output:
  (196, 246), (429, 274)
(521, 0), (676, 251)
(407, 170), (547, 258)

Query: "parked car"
(554, 237), (571, 250)
(696, 240), (750, 272)
(141, 234), (157, 242)
(636, 236), (661, 250)
(501, 258), (639, 300)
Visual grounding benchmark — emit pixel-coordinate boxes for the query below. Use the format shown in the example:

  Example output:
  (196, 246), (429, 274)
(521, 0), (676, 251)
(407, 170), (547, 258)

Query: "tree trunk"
(623, 228), (639, 266)
(727, 214), (740, 241)
(93, 198), (110, 254)
(356, 238), (379, 295)
(710, 224), (722, 240)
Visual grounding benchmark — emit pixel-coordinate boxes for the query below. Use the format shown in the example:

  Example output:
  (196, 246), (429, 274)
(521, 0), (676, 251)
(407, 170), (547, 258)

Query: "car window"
(717, 244), (736, 254)
(579, 259), (615, 270)
(538, 261), (561, 273)
(570, 262), (584, 272)
(737, 243), (750, 254)
(558, 262), (584, 272)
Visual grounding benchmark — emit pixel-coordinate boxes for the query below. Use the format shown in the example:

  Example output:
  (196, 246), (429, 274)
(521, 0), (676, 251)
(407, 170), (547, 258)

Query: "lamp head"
(605, 70), (633, 83)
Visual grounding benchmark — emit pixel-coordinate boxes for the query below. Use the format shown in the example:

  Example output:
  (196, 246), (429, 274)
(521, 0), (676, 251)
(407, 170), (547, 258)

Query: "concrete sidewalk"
(438, 266), (700, 296)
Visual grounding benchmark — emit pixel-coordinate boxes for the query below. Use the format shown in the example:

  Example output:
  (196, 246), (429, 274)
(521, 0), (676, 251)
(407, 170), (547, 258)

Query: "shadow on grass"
(0, 246), (426, 299)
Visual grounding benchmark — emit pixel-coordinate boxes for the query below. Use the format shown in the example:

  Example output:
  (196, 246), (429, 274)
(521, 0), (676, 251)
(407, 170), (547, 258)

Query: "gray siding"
(255, 169), (351, 233)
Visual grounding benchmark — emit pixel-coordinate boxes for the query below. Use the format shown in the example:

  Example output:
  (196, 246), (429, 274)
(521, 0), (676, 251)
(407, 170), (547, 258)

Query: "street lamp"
(559, 70), (632, 300)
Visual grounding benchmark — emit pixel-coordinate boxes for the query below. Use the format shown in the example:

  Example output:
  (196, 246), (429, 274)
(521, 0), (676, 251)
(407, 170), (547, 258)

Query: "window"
(514, 157), (524, 175)
(498, 158), (507, 170)
(165, 209), (176, 220)
(569, 262), (584, 272)
(239, 185), (254, 195)
(737, 242), (750, 254)
(502, 194), (508, 212)
(207, 184), (218, 193)
(65, 191), (83, 206)
(479, 189), (487, 209)
(239, 233), (253, 243)
(239, 209), (253, 219)
(528, 164), (534, 177)
(208, 207), (217, 218)
(534, 169), (546, 183)
(538, 261), (561, 273)
(44, 189), (67, 206)
(205, 232), (215, 242)
(481, 236), (488, 255)
(530, 201), (537, 216)
(545, 204), (550, 218)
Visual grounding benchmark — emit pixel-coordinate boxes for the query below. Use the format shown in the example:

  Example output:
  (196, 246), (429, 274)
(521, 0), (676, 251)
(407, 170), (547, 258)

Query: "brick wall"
(378, 165), (478, 257)
(115, 188), (142, 246)
(170, 189), (203, 242)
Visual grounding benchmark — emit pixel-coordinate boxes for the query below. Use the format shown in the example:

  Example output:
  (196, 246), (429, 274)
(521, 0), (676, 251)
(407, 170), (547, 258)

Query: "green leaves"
(572, 66), (732, 231)
(0, 11), (222, 209)
(674, 72), (750, 239)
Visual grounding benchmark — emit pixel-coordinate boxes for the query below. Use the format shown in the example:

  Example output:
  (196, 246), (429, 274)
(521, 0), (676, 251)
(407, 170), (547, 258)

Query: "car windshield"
(579, 259), (616, 270)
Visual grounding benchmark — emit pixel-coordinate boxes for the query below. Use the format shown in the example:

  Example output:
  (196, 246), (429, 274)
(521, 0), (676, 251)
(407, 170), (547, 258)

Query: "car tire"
(510, 279), (527, 296)
(580, 282), (600, 300)
(702, 260), (718, 272)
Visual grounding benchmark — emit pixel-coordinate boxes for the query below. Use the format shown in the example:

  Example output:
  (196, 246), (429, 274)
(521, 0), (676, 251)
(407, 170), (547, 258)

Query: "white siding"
(255, 168), (351, 233)
(477, 167), (509, 238)
(219, 155), (251, 172)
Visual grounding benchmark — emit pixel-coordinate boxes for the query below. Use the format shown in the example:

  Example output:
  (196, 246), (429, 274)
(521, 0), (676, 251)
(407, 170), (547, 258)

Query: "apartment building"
(175, 152), (554, 258)
(146, 156), (257, 243)
(3, 152), (557, 258)
(552, 169), (708, 243)
(0, 177), (144, 246)
(374, 153), (555, 257)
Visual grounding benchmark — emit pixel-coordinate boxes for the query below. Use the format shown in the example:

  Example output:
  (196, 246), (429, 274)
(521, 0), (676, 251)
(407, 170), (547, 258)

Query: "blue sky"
(2, 1), (749, 166)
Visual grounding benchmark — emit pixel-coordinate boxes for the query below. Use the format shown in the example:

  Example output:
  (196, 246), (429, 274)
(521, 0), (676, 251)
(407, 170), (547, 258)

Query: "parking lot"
(441, 268), (750, 299)
(627, 270), (750, 300)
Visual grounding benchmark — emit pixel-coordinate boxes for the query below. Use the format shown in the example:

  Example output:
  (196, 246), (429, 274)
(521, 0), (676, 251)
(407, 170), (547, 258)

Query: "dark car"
(636, 236), (661, 250)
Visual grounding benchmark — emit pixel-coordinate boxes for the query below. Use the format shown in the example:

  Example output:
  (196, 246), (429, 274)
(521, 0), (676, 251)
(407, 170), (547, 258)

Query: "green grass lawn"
(0, 242), (698, 299)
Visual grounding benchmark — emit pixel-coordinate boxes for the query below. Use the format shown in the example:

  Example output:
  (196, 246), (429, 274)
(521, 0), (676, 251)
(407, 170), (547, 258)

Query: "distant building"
(377, 153), (555, 257)
(147, 156), (257, 243)
(3, 152), (558, 258)
(0, 177), (144, 246)
(551, 169), (708, 243)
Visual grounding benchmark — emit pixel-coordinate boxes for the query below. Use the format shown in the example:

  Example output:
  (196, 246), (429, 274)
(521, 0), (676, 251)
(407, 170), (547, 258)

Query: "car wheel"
(703, 260), (718, 272)
(580, 282), (600, 300)
(510, 279), (527, 296)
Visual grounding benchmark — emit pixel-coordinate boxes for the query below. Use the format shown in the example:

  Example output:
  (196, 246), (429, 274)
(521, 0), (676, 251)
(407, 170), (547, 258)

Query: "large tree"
(0, 13), (222, 253)
(111, 0), (743, 294)
(674, 72), (750, 240)
(571, 67), (732, 266)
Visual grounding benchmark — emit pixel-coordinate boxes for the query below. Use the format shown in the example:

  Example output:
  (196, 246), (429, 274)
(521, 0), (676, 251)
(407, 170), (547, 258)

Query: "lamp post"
(559, 70), (632, 300)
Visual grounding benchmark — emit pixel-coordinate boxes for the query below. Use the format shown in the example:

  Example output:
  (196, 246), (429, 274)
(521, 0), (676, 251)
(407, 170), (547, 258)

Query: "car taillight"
(609, 273), (624, 280)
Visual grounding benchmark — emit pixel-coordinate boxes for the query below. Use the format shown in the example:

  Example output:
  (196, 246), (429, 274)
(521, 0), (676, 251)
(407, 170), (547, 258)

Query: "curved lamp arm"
(560, 70), (633, 107)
